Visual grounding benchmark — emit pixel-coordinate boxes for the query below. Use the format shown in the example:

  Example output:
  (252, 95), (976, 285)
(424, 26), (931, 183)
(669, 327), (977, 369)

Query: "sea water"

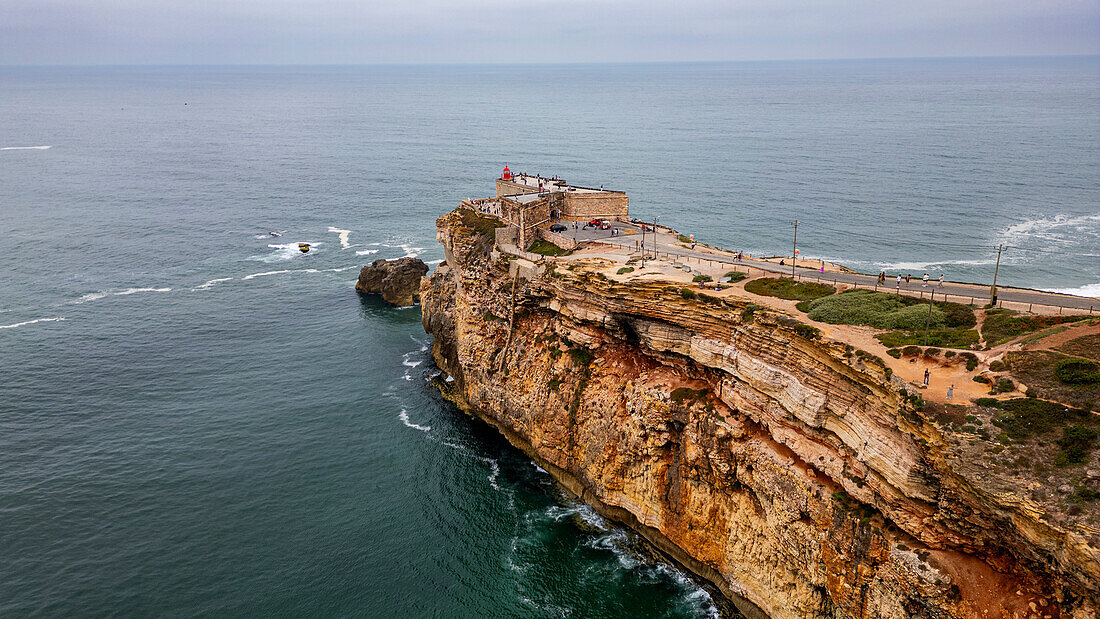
(1, 59), (1097, 616)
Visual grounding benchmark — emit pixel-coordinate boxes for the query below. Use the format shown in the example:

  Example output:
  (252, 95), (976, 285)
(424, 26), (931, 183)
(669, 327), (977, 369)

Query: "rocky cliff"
(420, 207), (1100, 618)
(356, 257), (429, 306)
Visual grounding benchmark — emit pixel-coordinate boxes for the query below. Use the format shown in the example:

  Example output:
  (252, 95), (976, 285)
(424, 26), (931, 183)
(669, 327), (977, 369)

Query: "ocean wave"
(1041, 283), (1100, 298)
(241, 269), (318, 280)
(1, 145), (51, 150)
(73, 287), (171, 303)
(398, 408), (431, 432)
(0, 317), (65, 329)
(1000, 213), (1100, 245)
(872, 259), (995, 271)
(328, 226), (353, 249)
(355, 249), (380, 256)
(191, 278), (233, 291)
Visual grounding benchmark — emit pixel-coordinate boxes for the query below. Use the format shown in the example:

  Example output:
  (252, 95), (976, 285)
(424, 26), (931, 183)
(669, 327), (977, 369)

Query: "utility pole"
(990, 244), (1004, 306)
(924, 290), (935, 347)
(652, 216), (660, 260)
(791, 220), (799, 279)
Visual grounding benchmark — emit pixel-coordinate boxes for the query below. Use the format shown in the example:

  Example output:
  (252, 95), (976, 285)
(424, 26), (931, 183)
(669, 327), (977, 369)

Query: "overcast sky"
(2, 0), (1098, 65)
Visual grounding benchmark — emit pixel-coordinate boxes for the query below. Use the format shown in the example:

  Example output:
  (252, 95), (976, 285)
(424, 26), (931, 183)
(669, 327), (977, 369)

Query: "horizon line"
(2, 53), (1098, 69)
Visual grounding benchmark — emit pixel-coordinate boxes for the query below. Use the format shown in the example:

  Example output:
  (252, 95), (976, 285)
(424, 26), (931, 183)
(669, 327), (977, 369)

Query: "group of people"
(891, 272), (945, 289)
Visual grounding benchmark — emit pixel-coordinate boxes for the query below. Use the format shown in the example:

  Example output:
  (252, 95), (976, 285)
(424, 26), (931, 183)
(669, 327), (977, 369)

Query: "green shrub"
(1055, 425), (1098, 466)
(744, 277), (835, 302)
(528, 239), (568, 256)
(1055, 358), (1100, 385)
(677, 234), (691, 244)
(1073, 487), (1100, 502)
(991, 398), (1089, 440)
(902, 346), (922, 357)
(793, 324), (821, 340)
(876, 328), (979, 349)
(989, 360), (1006, 372)
(886, 348), (902, 359)
(670, 387), (708, 404)
(723, 271), (747, 283)
(680, 288), (696, 300)
(692, 274), (713, 283)
(567, 348), (593, 366)
(991, 377), (1015, 394)
(616, 266), (635, 275)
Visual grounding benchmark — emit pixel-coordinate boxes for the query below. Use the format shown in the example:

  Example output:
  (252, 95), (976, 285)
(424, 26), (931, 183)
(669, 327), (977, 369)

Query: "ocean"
(1, 58), (1097, 617)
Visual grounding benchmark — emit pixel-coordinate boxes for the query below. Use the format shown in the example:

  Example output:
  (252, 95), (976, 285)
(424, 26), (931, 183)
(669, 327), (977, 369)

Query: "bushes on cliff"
(980, 309), (1090, 346)
(744, 277), (835, 302)
(1055, 358), (1100, 386)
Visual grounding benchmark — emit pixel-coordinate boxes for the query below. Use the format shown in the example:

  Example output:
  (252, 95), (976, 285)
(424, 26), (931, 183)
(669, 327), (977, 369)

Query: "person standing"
(923, 369), (930, 387)
(906, 274), (911, 285)
(947, 384), (954, 400)
(922, 273), (929, 288)
(938, 273), (944, 287)
(896, 275), (902, 290)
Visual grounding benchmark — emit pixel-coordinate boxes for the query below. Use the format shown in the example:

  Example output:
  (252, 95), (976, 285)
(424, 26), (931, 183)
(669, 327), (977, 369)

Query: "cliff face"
(420, 208), (1100, 619)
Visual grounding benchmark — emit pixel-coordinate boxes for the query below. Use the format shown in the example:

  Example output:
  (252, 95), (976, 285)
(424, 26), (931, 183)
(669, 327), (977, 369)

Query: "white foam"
(191, 278), (233, 291)
(73, 287), (170, 303)
(425, 259), (443, 265)
(355, 249), (380, 256)
(1000, 213), (1100, 244)
(241, 269), (318, 280)
(1042, 283), (1100, 298)
(255, 242), (319, 263)
(0, 316), (65, 329)
(115, 287), (171, 295)
(483, 457), (502, 490)
(327, 226), (353, 249)
(1, 145), (51, 150)
(398, 408), (431, 432)
(402, 352), (423, 367)
(874, 259), (995, 271)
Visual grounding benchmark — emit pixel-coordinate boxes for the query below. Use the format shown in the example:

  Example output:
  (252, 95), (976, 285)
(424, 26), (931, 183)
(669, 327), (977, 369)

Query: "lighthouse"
(501, 166), (512, 181)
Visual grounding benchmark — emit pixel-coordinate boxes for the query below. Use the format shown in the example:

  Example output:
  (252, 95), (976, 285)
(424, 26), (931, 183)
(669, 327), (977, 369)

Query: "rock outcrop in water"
(356, 257), (429, 306)
(419, 206), (1100, 618)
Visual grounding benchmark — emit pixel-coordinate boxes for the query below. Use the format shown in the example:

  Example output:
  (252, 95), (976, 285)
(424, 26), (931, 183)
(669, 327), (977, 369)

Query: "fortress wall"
(562, 192), (629, 219)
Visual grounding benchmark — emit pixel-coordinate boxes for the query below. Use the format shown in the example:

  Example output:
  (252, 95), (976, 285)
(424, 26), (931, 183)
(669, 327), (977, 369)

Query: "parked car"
(598, 221), (611, 230)
(589, 219), (603, 226)
(549, 223), (567, 232)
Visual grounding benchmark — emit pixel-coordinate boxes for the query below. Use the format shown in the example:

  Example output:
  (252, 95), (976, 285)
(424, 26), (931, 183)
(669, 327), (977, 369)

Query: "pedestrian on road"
(906, 274), (911, 285)
(938, 274), (944, 287)
(947, 384), (954, 400)
(896, 275), (901, 290)
(820, 264), (825, 273)
(922, 273), (929, 288)
(923, 369), (930, 387)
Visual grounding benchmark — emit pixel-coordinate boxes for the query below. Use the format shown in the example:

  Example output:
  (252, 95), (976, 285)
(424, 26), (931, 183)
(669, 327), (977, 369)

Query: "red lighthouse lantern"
(502, 166), (512, 181)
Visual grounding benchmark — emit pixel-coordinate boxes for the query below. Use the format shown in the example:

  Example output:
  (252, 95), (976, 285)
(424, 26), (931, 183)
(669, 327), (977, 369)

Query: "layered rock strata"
(420, 208), (1100, 618)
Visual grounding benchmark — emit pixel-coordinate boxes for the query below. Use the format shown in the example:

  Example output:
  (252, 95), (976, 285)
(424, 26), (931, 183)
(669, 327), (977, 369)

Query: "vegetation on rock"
(980, 309), (1090, 346)
(745, 277), (835, 302)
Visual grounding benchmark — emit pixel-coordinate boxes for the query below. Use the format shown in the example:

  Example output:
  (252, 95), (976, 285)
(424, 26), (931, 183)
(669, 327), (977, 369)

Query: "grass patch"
(876, 328), (980, 349)
(528, 239), (568, 256)
(1056, 332), (1100, 362)
(677, 234), (692, 244)
(681, 288), (696, 300)
(616, 266), (635, 275)
(801, 290), (975, 334)
(745, 277), (835, 302)
(457, 207), (504, 239)
(980, 309), (1090, 346)
(723, 271), (747, 283)
(1055, 425), (1098, 466)
(692, 274), (713, 283)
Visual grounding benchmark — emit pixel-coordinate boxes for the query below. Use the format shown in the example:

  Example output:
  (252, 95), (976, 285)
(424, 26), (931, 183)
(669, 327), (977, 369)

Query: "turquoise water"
(2, 59), (1098, 616)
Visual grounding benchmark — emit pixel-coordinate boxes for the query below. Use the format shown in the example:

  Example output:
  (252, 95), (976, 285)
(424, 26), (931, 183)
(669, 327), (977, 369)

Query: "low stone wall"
(536, 227), (578, 251)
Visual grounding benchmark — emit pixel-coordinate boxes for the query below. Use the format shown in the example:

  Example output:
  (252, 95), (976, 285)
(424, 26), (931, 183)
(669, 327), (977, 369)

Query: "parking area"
(546, 220), (645, 243)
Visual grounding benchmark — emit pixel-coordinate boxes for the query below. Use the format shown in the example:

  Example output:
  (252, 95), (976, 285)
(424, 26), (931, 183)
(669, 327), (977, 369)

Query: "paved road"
(587, 229), (1099, 313)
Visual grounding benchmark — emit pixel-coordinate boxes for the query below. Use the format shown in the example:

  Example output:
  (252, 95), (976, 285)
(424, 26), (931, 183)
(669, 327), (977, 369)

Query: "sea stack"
(355, 257), (430, 306)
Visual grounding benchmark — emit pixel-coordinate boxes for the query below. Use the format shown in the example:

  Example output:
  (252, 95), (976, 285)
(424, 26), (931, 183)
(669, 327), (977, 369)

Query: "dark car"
(550, 223), (567, 232)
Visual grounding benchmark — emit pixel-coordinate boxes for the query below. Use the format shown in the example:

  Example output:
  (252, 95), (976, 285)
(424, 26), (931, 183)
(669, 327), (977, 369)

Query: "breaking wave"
(1, 145), (51, 150)
(1042, 283), (1100, 298)
(0, 317), (65, 329)
(328, 226), (353, 248)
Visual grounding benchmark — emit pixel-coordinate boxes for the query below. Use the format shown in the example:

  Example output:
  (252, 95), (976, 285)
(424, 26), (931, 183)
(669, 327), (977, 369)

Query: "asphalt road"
(586, 229), (1099, 312)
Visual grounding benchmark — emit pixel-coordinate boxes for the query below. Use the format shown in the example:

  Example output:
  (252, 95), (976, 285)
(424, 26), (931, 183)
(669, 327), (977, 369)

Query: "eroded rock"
(356, 257), (429, 306)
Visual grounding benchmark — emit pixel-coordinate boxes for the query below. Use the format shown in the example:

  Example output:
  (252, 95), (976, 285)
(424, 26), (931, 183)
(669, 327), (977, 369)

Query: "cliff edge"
(420, 206), (1100, 618)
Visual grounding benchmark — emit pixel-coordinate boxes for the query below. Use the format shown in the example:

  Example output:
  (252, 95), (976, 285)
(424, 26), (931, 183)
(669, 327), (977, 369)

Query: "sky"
(1, 0), (1098, 65)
